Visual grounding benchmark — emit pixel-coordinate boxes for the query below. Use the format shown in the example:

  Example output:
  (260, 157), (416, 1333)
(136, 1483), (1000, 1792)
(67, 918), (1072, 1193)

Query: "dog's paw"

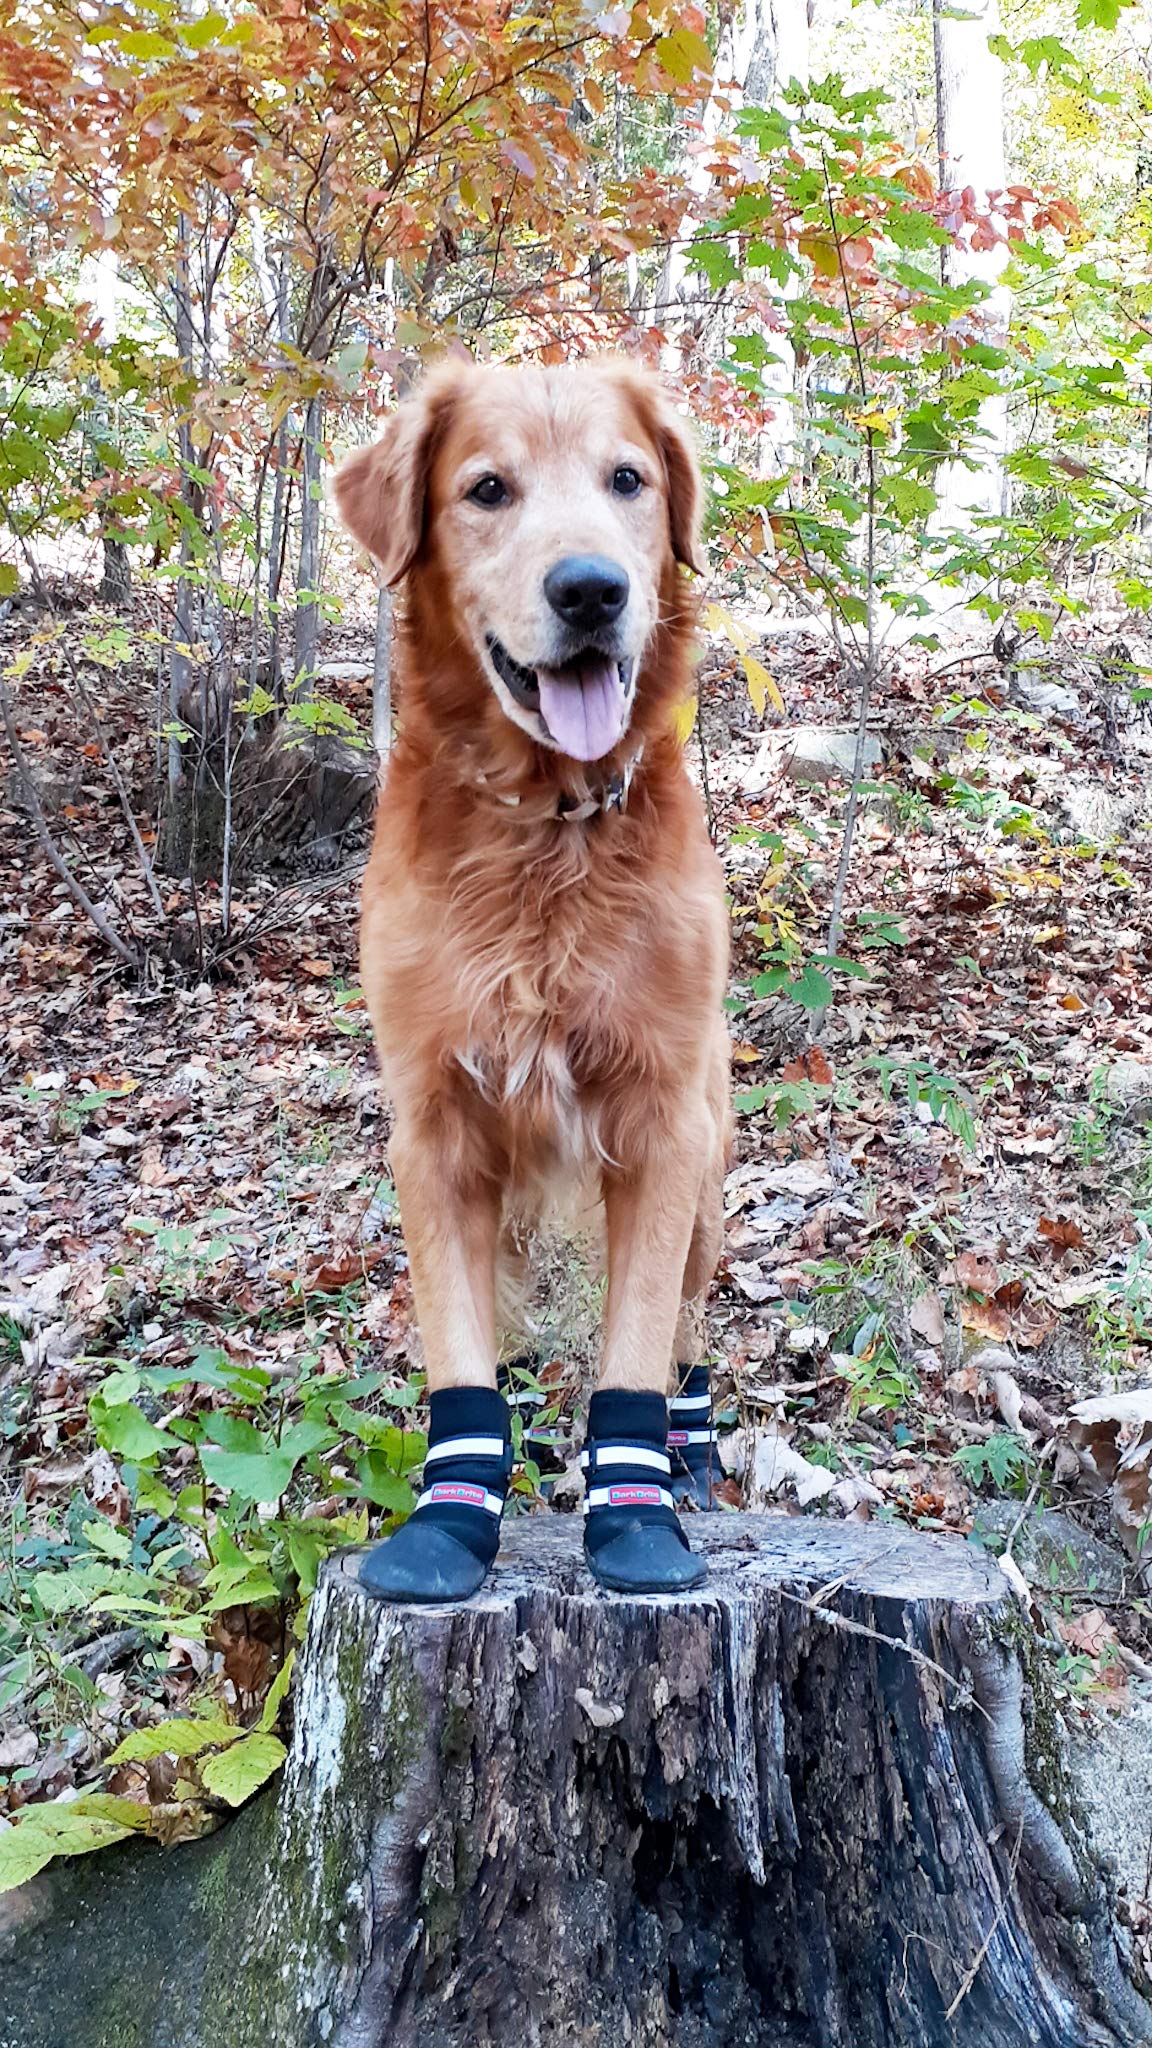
(359, 1524), (493, 1604)
(584, 1522), (708, 1595)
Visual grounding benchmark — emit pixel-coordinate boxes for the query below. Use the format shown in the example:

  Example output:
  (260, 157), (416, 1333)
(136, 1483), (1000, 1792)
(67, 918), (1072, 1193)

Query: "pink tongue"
(535, 656), (629, 762)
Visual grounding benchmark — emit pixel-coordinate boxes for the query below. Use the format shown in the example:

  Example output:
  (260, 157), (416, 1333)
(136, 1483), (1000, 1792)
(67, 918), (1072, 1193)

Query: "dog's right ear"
(333, 368), (461, 587)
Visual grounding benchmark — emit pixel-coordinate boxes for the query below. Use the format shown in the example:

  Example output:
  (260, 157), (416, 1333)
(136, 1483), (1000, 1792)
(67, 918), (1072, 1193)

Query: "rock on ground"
(745, 725), (884, 791)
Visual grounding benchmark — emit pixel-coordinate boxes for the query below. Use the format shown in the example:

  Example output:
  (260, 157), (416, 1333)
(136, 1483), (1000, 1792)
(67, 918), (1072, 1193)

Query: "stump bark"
(260, 1516), (1150, 2048)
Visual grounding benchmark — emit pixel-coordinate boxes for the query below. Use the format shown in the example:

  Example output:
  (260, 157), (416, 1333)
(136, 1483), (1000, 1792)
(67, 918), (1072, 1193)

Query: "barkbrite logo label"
(428, 1482), (485, 1506)
(667, 1430), (688, 1446)
(608, 1484), (661, 1506)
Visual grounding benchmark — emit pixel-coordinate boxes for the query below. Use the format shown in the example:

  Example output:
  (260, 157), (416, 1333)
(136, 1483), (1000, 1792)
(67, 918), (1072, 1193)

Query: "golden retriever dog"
(335, 359), (730, 1601)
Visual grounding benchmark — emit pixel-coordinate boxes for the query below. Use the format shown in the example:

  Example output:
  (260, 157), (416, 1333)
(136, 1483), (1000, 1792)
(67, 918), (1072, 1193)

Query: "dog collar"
(473, 745), (644, 823)
(557, 747), (643, 823)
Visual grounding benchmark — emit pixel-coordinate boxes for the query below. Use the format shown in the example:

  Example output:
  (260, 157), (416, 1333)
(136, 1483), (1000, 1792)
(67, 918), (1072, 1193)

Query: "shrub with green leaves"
(0, 1339), (431, 1891)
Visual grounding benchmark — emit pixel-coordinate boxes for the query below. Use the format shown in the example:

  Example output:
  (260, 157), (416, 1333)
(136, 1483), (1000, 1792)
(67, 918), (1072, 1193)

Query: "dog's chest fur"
(449, 843), (637, 1164)
(363, 738), (724, 1185)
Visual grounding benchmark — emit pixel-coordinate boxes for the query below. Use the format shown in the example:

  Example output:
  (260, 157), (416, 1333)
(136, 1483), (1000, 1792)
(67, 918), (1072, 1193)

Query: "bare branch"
(0, 679), (141, 969)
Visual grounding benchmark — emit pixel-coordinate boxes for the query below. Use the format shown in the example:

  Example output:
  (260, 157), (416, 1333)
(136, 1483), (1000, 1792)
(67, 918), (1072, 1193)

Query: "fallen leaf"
(990, 1370), (1025, 1436)
(728, 1260), (779, 1303)
(1066, 1391), (1152, 1562)
(1038, 1216), (1086, 1256)
(718, 1427), (838, 1508)
(0, 1728), (37, 1769)
(997, 1553), (1032, 1607)
(274, 1247), (385, 1294)
(954, 1252), (1000, 1295)
(762, 1161), (832, 1198)
(909, 1289), (945, 1346)
(1060, 1607), (1119, 1658)
(781, 1047), (834, 1085)
(960, 1298), (1010, 1341)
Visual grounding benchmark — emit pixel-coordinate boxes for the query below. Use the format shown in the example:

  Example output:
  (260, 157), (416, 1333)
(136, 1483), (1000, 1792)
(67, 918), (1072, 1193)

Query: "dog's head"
(334, 359), (703, 764)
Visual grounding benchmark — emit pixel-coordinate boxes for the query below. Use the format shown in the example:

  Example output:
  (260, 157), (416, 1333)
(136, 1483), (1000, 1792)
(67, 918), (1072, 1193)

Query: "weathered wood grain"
(267, 1516), (1150, 2048)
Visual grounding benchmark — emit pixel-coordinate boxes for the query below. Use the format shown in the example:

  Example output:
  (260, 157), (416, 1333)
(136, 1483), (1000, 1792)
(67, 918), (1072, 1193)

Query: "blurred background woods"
(0, 0), (1148, 957)
(5, 0), (1152, 1928)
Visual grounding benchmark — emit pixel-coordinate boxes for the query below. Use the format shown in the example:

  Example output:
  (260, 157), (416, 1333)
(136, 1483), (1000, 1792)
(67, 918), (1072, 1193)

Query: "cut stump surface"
(265, 1516), (1151, 2048)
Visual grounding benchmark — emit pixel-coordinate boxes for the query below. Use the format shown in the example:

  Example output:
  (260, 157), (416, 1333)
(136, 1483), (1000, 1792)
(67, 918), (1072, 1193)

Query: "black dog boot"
(582, 1389), (707, 1594)
(667, 1364), (717, 1509)
(360, 1386), (511, 1604)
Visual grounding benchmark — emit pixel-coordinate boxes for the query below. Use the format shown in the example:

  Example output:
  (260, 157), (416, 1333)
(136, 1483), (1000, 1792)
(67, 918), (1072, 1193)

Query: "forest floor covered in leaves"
(2, 580), (1152, 1908)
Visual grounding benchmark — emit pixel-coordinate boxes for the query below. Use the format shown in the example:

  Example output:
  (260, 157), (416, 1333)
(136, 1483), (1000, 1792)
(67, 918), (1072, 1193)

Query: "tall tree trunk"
(292, 392), (324, 695)
(932, 0), (1011, 527)
(292, 172), (336, 699)
(372, 584), (393, 760)
(659, 0), (808, 408)
(1142, 388), (1152, 537)
(267, 238), (293, 699)
(753, 0), (810, 479)
(168, 211), (199, 806)
(99, 538), (132, 607)
(81, 238), (133, 607)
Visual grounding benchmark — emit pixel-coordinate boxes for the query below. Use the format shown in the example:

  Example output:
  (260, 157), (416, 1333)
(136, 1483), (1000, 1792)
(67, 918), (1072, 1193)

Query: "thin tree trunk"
(99, 538), (131, 606)
(755, 0), (810, 478)
(292, 393), (324, 695)
(81, 239), (133, 607)
(932, 0), (1011, 527)
(292, 173), (336, 700)
(1142, 389), (1152, 537)
(267, 424), (291, 698)
(267, 237), (292, 698)
(169, 211), (198, 801)
(372, 584), (393, 761)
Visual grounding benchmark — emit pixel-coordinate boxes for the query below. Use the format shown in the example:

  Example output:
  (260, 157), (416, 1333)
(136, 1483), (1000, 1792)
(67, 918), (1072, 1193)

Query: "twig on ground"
(81, 1627), (148, 1682)
(1003, 1436), (1058, 1565)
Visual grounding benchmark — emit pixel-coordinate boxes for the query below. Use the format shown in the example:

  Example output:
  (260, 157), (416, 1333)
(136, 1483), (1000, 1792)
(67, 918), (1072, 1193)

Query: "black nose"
(543, 554), (629, 634)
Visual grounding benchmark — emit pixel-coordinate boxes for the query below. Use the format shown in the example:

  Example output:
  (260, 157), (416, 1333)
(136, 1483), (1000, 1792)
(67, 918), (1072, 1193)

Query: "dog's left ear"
(333, 365), (463, 586)
(653, 397), (706, 576)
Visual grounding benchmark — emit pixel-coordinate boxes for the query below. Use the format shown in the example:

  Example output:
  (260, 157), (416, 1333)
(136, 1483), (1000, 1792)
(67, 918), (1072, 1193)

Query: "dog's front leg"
(360, 1113), (512, 1604)
(600, 1117), (707, 1393)
(581, 1112), (710, 1594)
(389, 1118), (501, 1391)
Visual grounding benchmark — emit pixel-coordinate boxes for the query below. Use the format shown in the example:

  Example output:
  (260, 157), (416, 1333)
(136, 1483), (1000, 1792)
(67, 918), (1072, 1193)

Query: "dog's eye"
(468, 474), (508, 508)
(612, 466), (643, 497)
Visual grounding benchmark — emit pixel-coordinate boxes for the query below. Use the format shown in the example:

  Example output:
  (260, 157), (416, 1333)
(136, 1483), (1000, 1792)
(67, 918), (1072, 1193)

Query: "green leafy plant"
(0, 1340), (431, 1891)
(835, 1312), (920, 1419)
(868, 1055), (979, 1150)
(953, 1432), (1036, 1492)
(1069, 1067), (1123, 1169)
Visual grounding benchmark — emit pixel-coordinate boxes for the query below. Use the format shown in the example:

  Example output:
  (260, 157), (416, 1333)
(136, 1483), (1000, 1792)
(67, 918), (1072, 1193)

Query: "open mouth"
(486, 636), (636, 762)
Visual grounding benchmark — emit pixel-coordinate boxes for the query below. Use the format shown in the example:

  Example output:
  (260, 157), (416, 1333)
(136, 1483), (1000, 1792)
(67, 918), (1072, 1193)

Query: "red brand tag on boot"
(608, 1484), (661, 1507)
(428, 1482), (486, 1506)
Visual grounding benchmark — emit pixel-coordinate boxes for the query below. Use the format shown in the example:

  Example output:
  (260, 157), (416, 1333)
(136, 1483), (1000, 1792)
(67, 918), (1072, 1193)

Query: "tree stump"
(260, 1515), (1150, 2048)
(157, 723), (377, 882)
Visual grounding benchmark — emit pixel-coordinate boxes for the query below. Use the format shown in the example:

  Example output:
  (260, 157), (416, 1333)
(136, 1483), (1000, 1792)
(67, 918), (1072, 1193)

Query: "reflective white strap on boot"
(579, 1445), (671, 1473)
(424, 1436), (507, 1464)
